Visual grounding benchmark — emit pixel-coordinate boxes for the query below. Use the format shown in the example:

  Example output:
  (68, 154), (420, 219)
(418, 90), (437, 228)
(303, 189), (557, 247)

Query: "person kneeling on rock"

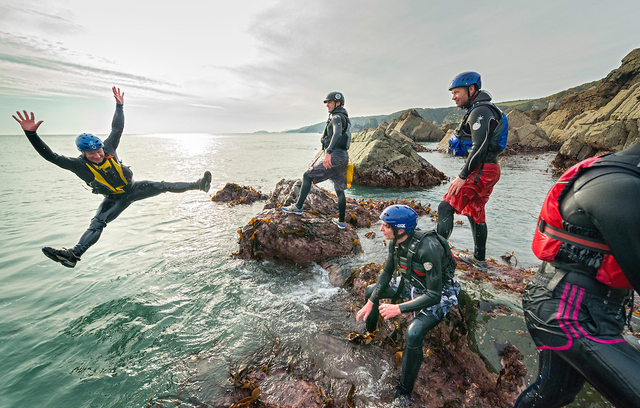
(282, 91), (351, 229)
(356, 205), (460, 403)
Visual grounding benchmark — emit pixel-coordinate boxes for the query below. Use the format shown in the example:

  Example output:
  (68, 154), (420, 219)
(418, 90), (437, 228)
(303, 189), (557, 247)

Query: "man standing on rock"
(356, 205), (460, 404)
(514, 142), (640, 408)
(282, 91), (350, 229)
(12, 87), (212, 268)
(437, 71), (505, 271)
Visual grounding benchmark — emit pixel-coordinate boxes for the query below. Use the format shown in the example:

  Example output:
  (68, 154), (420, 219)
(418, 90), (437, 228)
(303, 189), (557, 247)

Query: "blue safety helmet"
(379, 205), (418, 234)
(76, 133), (104, 151)
(448, 71), (481, 91)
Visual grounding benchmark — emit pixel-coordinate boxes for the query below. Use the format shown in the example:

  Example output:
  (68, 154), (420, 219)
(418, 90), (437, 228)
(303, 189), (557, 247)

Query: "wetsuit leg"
(514, 349), (585, 408)
(295, 173), (313, 209)
(398, 312), (441, 395)
(72, 196), (131, 256)
(127, 180), (201, 199)
(364, 284), (397, 333)
(437, 200), (455, 239)
(336, 189), (346, 222)
(467, 216), (487, 261)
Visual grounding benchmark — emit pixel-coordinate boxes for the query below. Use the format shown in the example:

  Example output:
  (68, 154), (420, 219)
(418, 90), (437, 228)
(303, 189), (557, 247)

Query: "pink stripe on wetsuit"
(538, 282), (626, 351)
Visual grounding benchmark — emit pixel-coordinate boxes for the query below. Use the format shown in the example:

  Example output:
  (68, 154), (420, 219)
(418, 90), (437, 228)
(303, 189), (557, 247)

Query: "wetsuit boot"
(393, 342), (422, 404)
(198, 171), (212, 192)
(42, 247), (81, 268)
(458, 217), (487, 271)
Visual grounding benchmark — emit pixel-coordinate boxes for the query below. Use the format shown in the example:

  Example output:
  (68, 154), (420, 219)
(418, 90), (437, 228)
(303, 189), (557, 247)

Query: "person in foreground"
(356, 205), (460, 404)
(437, 71), (505, 272)
(514, 142), (640, 407)
(12, 87), (212, 268)
(282, 91), (350, 229)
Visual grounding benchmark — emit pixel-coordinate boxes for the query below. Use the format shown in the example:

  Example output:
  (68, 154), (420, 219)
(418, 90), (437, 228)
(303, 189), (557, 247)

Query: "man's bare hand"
(323, 153), (332, 169)
(12, 110), (43, 132)
(112, 86), (125, 105)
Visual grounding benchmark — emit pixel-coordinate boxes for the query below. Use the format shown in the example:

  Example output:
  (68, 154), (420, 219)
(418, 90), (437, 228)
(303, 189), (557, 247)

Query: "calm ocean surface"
(0, 133), (611, 407)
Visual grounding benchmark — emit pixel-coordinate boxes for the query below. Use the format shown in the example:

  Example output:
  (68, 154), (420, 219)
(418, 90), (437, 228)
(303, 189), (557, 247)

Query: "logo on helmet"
(397, 223), (406, 228)
(335, 93), (342, 100)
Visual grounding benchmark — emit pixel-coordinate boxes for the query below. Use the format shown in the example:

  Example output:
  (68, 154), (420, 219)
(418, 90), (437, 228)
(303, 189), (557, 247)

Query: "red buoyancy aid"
(532, 155), (633, 289)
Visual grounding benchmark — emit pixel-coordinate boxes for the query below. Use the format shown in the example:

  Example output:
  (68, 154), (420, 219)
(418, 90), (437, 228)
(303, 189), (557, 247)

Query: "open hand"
(356, 300), (374, 321)
(447, 176), (465, 196)
(12, 110), (43, 132)
(112, 86), (125, 104)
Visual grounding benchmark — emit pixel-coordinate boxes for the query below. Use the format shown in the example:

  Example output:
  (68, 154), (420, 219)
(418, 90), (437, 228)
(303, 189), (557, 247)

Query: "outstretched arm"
(12, 110), (43, 133)
(13, 111), (80, 170)
(104, 86), (125, 151)
(112, 86), (124, 105)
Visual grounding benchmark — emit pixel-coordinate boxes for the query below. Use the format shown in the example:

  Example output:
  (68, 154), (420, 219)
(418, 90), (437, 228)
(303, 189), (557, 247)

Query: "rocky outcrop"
(347, 124), (446, 187)
(235, 179), (434, 262)
(505, 109), (554, 148)
(386, 109), (446, 142)
(211, 182), (268, 205)
(235, 181), (362, 262)
(535, 48), (640, 167)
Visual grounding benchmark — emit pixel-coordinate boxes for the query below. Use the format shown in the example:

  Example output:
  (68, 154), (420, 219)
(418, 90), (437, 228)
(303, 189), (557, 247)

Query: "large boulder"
(506, 109), (553, 148)
(235, 180), (362, 262)
(347, 124), (446, 187)
(211, 182), (268, 205)
(386, 109), (445, 142)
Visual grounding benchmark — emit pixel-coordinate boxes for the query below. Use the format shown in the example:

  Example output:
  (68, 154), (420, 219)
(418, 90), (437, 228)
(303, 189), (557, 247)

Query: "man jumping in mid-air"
(13, 86), (212, 268)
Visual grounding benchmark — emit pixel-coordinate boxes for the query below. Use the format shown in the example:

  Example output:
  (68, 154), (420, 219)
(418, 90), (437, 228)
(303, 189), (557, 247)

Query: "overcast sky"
(1, 0), (639, 135)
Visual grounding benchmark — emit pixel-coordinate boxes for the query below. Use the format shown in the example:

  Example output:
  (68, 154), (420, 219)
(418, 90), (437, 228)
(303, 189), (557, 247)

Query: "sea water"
(0, 133), (612, 407)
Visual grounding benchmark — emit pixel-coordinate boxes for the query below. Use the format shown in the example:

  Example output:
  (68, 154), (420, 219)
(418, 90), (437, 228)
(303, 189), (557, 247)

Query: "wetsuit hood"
(331, 105), (349, 118)
(464, 89), (492, 109)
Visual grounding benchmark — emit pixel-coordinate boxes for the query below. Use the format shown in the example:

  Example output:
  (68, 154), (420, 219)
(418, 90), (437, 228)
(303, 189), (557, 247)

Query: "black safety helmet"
(324, 91), (345, 106)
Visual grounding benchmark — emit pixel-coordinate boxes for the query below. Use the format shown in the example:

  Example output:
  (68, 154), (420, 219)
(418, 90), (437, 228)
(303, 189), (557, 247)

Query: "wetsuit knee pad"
(88, 218), (108, 231)
(302, 172), (313, 183)
(405, 319), (429, 348)
(437, 201), (455, 239)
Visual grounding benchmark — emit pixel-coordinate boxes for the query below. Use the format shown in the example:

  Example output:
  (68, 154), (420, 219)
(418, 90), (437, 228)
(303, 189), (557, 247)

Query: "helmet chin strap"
(465, 86), (479, 109)
(393, 228), (408, 242)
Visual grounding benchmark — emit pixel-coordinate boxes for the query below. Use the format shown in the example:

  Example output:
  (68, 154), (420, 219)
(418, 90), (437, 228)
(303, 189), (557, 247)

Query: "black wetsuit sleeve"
(368, 244), (396, 302)
(459, 106), (495, 179)
(398, 238), (444, 313)
(24, 130), (86, 173)
(325, 114), (344, 155)
(103, 104), (124, 152)
(568, 172), (640, 291)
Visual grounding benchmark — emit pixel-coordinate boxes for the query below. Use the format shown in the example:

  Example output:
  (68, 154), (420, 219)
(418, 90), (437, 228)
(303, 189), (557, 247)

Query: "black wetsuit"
(514, 143), (640, 408)
(437, 90), (502, 261)
(365, 229), (460, 396)
(24, 104), (205, 258)
(296, 105), (350, 221)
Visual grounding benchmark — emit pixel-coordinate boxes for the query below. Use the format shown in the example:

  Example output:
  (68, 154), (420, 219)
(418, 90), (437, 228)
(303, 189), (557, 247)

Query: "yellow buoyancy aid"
(85, 155), (131, 194)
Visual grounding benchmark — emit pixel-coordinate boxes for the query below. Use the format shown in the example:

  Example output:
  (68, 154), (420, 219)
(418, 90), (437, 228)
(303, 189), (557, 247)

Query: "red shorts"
(442, 163), (500, 223)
